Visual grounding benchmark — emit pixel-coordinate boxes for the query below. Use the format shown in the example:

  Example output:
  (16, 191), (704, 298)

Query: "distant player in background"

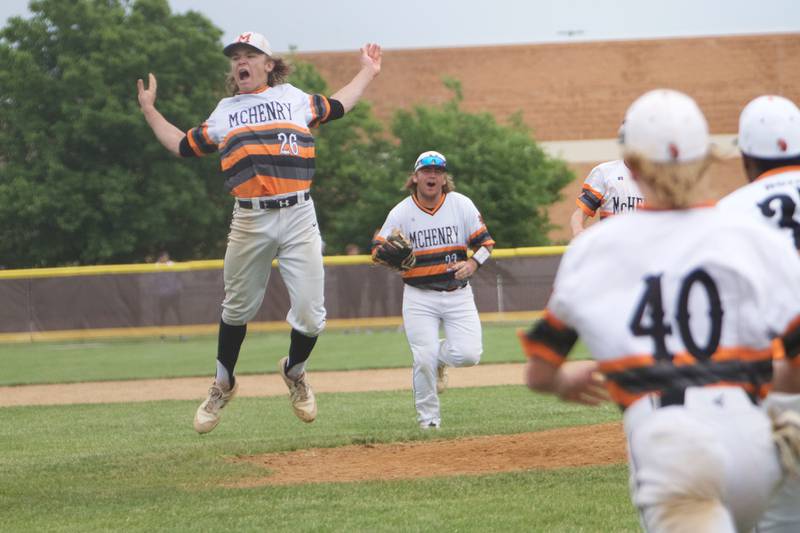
(520, 89), (800, 532)
(137, 31), (382, 433)
(373, 151), (495, 429)
(718, 94), (800, 533)
(570, 125), (644, 237)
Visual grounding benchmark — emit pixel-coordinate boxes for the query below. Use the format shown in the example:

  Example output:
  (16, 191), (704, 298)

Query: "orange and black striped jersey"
(576, 160), (644, 218)
(520, 205), (800, 409)
(372, 192), (495, 291)
(185, 83), (335, 198)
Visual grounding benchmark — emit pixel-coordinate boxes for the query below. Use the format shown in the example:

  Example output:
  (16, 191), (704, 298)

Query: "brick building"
(298, 33), (800, 241)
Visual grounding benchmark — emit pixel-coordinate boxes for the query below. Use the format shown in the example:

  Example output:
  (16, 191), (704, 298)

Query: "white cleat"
(278, 356), (317, 423)
(194, 381), (238, 434)
(420, 421), (441, 430)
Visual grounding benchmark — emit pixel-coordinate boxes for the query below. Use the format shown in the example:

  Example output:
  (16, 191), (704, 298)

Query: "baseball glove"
(769, 406), (800, 476)
(374, 230), (416, 271)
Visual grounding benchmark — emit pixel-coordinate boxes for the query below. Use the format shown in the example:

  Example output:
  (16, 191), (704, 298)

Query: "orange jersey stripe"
(606, 381), (646, 408)
(221, 143), (316, 171)
(576, 199), (596, 217)
(468, 226), (490, 242)
(402, 264), (449, 279)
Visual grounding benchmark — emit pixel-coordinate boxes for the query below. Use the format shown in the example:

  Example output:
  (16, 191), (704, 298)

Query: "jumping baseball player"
(372, 151), (495, 429)
(520, 90), (800, 532)
(137, 31), (382, 433)
(570, 155), (644, 237)
(718, 94), (800, 533)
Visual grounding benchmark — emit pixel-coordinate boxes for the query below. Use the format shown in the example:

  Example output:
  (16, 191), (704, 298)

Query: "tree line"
(0, 0), (573, 268)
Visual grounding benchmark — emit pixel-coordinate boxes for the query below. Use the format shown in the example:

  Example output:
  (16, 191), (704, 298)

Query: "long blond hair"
(626, 152), (716, 208)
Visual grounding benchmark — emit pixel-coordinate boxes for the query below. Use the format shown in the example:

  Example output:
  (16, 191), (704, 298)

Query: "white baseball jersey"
(522, 206), (800, 531)
(718, 166), (800, 532)
(576, 160), (644, 218)
(527, 206), (800, 408)
(718, 165), (800, 252)
(373, 192), (495, 292)
(185, 83), (333, 198)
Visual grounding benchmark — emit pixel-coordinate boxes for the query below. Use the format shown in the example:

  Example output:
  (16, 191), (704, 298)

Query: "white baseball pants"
(221, 197), (326, 336)
(402, 283), (482, 426)
(758, 392), (800, 533)
(624, 387), (782, 533)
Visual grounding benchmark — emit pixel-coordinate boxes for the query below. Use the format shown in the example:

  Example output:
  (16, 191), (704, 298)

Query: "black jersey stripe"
(414, 250), (468, 267)
(578, 190), (602, 212)
(189, 127), (217, 154)
(523, 318), (579, 359)
(468, 231), (493, 249)
(223, 161), (315, 191)
(225, 153), (315, 178)
(221, 130), (315, 156)
(404, 271), (466, 292)
(605, 359), (773, 394)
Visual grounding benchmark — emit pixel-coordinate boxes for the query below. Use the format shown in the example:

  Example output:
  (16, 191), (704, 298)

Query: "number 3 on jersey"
(629, 268), (723, 362)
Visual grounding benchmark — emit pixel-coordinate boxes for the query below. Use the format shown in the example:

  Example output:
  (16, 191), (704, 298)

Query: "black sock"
(217, 319), (247, 387)
(286, 328), (318, 371)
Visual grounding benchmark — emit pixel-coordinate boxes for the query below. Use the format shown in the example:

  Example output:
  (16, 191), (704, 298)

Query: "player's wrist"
(471, 246), (491, 268)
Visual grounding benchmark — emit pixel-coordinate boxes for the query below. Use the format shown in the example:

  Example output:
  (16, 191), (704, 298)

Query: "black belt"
(433, 284), (467, 292)
(238, 192), (310, 210)
(657, 387), (757, 407)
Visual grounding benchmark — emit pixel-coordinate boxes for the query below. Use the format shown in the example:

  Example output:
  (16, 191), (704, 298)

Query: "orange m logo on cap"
(238, 32), (252, 43)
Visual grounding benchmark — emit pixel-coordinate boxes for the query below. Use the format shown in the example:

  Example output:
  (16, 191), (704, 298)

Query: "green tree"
(0, 0), (229, 267)
(390, 79), (573, 247)
(288, 56), (402, 255)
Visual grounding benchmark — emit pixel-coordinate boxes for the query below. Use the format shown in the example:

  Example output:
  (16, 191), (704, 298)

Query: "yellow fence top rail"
(0, 246), (567, 279)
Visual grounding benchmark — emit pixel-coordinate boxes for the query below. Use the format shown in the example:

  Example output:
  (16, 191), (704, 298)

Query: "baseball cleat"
(278, 356), (317, 423)
(420, 421), (441, 430)
(194, 380), (238, 434)
(436, 364), (449, 394)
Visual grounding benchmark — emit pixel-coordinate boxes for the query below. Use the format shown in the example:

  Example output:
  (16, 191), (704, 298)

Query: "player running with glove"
(373, 151), (494, 429)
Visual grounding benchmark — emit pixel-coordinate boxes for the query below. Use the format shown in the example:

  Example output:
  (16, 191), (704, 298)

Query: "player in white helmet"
(569, 124), (644, 237)
(372, 151), (495, 429)
(718, 94), (800, 533)
(520, 89), (800, 532)
(137, 31), (382, 433)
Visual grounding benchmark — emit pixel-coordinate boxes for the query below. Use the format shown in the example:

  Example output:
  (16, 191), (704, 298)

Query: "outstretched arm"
(137, 73), (184, 156)
(330, 43), (382, 113)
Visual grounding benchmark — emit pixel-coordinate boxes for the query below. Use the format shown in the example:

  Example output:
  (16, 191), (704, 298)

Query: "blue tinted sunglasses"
(416, 156), (446, 170)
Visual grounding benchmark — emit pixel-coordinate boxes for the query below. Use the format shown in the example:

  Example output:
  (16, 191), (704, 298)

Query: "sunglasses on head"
(417, 156), (446, 169)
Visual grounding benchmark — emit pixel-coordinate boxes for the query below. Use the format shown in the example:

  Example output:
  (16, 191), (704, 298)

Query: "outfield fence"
(0, 247), (565, 342)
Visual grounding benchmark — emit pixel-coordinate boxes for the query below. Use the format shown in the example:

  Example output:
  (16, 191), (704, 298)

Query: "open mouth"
(238, 68), (251, 81)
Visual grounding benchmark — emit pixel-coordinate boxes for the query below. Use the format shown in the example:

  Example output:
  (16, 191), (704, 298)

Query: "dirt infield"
(6, 363), (627, 484)
(232, 422), (626, 486)
(0, 363), (527, 407)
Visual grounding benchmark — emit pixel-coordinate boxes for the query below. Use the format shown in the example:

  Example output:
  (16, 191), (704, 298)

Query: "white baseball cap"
(414, 151), (447, 172)
(223, 31), (272, 57)
(737, 95), (800, 159)
(622, 89), (710, 163)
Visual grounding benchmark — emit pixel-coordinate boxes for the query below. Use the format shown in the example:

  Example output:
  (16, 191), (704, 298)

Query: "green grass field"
(0, 325), (635, 532)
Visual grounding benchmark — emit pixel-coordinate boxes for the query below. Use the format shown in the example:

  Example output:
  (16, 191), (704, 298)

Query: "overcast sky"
(1, 0), (798, 53)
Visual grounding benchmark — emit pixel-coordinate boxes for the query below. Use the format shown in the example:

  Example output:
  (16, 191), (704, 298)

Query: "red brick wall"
(298, 33), (800, 140)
